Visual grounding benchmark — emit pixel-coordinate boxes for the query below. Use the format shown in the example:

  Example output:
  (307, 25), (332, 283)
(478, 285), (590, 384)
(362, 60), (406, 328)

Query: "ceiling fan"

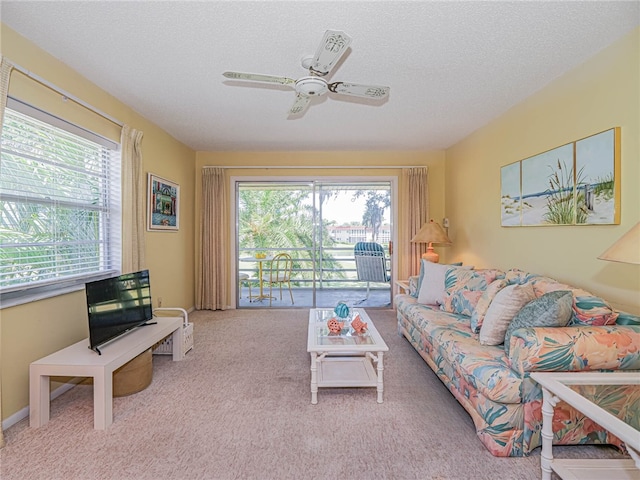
(223, 30), (390, 117)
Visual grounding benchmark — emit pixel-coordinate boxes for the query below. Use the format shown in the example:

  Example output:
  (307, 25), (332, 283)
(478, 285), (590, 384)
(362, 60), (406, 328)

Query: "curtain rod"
(10, 61), (124, 128)
(202, 165), (425, 169)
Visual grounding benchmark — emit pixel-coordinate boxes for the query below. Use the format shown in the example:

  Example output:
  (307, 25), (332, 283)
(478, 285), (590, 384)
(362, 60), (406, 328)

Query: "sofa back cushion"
(442, 268), (505, 317)
(528, 276), (619, 326)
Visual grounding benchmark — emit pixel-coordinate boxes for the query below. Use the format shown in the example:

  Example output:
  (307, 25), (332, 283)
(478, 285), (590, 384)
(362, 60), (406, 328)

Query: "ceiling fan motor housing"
(295, 76), (328, 96)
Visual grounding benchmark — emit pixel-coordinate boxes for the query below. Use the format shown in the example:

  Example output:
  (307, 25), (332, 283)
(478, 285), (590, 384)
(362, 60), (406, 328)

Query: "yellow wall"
(195, 151), (447, 303)
(0, 25), (196, 419)
(445, 27), (640, 314)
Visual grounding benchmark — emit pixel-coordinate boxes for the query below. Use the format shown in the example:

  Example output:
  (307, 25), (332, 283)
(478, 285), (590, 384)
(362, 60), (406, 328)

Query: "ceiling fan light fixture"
(295, 76), (328, 96)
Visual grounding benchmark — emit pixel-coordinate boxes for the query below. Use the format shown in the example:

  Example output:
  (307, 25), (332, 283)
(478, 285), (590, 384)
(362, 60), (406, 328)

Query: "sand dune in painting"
(501, 192), (614, 226)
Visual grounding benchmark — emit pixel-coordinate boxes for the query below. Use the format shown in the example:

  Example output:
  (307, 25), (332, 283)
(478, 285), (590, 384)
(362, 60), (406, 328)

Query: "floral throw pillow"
(470, 278), (508, 333)
(442, 268), (505, 317)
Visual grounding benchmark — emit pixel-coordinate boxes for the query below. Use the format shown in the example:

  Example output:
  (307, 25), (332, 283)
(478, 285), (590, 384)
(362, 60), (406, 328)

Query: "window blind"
(0, 101), (121, 304)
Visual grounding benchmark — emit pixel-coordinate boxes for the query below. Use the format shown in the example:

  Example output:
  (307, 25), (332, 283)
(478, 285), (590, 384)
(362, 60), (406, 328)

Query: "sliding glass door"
(236, 180), (393, 309)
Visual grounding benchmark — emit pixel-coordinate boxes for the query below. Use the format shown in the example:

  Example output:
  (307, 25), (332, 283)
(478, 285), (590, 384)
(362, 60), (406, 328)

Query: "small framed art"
(147, 173), (179, 231)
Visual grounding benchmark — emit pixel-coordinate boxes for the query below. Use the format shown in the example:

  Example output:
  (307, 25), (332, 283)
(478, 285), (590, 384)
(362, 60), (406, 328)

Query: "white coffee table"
(307, 308), (388, 404)
(531, 372), (640, 480)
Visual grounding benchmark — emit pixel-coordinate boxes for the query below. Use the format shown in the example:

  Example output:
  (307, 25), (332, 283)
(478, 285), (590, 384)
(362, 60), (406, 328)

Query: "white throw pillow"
(479, 282), (536, 345)
(417, 261), (459, 305)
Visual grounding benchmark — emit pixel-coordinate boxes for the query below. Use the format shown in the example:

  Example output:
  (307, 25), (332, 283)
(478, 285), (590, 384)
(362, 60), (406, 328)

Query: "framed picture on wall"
(147, 173), (179, 231)
(501, 127), (620, 226)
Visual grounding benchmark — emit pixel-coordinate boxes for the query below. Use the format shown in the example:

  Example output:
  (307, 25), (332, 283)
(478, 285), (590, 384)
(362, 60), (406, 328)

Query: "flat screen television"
(85, 270), (153, 354)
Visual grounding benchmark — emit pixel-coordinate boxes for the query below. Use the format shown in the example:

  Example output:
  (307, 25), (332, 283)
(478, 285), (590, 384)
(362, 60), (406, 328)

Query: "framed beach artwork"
(501, 127), (620, 227)
(147, 173), (180, 231)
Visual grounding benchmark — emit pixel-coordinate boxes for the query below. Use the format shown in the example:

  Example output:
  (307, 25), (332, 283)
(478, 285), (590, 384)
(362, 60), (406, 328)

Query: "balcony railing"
(238, 246), (391, 290)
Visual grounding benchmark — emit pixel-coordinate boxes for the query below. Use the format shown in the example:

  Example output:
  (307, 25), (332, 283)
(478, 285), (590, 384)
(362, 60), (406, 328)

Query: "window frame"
(0, 97), (122, 308)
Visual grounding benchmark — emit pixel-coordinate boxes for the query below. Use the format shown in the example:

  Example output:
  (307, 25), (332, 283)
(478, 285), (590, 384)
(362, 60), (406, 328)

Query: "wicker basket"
(152, 307), (194, 356)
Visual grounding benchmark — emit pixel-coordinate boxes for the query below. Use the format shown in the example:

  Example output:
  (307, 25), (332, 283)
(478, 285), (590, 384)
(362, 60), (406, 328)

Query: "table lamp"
(411, 219), (452, 263)
(597, 222), (640, 264)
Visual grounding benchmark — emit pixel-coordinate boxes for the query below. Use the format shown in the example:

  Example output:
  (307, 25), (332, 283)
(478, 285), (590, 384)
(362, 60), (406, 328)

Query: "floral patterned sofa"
(395, 264), (640, 457)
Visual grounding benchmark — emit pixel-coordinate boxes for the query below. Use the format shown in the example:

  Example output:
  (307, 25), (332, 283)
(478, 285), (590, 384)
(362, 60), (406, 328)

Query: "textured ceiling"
(2, 1), (639, 152)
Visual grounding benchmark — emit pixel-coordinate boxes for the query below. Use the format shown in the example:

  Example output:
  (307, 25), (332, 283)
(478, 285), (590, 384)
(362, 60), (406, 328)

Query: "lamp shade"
(411, 220), (452, 263)
(598, 222), (640, 265)
(411, 220), (452, 245)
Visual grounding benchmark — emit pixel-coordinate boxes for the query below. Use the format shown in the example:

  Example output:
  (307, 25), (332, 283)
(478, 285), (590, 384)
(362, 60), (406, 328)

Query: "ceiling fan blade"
(309, 30), (352, 77)
(328, 81), (390, 99)
(288, 94), (312, 116)
(222, 71), (295, 87)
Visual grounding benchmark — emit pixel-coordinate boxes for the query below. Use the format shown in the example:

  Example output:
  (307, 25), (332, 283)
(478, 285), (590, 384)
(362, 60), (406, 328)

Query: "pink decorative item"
(327, 318), (344, 334)
(350, 314), (368, 333)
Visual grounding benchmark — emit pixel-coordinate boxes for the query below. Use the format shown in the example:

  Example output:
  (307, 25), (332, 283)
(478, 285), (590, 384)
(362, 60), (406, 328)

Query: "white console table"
(30, 316), (184, 430)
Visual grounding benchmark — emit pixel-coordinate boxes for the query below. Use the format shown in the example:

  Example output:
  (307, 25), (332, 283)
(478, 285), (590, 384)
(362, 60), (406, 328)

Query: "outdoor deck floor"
(237, 287), (393, 309)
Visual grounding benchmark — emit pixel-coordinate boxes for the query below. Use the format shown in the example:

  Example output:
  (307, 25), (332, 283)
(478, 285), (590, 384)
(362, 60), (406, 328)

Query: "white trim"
(2, 382), (76, 431)
(10, 62), (123, 128)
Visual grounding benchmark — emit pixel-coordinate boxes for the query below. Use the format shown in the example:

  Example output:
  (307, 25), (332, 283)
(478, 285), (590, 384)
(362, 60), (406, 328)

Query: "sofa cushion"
(397, 294), (523, 404)
(504, 290), (573, 356)
(470, 278), (509, 333)
(442, 268), (505, 317)
(479, 282), (536, 345)
(431, 326), (524, 404)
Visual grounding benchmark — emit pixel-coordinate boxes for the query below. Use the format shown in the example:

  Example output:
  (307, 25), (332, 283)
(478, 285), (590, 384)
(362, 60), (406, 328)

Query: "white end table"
(531, 372), (640, 480)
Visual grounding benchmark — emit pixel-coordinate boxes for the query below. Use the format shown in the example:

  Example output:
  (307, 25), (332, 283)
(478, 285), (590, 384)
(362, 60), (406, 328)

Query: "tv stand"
(30, 316), (184, 430)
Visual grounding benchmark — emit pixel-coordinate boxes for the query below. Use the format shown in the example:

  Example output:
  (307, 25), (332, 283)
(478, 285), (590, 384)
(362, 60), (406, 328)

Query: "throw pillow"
(413, 260), (463, 298)
(442, 268), (505, 317)
(478, 282), (536, 345)
(470, 278), (508, 333)
(417, 261), (460, 305)
(503, 290), (573, 356)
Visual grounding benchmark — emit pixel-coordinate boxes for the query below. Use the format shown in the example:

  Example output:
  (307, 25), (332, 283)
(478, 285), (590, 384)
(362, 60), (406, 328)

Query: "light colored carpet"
(0, 309), (625, 480)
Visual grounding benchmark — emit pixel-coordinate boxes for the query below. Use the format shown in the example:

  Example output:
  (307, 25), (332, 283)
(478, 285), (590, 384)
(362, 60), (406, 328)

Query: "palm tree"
(238, 188), (344, 283)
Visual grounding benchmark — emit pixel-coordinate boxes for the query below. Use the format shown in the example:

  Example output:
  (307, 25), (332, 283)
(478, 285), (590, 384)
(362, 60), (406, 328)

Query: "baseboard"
(2, 382), (77, 431)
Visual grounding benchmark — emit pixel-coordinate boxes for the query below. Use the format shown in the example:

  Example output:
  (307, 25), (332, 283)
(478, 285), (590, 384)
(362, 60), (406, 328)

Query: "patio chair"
(354, 242), (390, 300)
(261, 253), (294, 307)
(238, 272), (252, 301)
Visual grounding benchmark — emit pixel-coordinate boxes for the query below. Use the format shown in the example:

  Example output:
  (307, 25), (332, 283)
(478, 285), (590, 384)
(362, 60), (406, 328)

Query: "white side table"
(395, 279), (410, 295)
(531, 372), (640, 480)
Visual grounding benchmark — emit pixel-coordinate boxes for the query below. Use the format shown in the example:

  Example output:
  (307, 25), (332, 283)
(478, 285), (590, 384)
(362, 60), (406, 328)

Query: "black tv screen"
(85, 270), (153, 353)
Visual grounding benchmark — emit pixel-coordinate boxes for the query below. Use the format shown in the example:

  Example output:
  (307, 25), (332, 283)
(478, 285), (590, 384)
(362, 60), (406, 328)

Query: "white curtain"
(402, 167), (429, 278)
(0, 55), (14, 449)
(121, 125), (146, 273)
(196, 168), (228, 310)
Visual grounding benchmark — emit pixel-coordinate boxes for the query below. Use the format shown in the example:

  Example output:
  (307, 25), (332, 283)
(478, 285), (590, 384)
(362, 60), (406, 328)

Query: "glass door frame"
(230, 174), (398, 308)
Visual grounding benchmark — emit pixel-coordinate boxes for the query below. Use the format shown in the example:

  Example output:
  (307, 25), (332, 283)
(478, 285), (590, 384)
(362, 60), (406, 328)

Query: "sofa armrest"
(508, 325), (640, 375)
(408, 275), (420, 296)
